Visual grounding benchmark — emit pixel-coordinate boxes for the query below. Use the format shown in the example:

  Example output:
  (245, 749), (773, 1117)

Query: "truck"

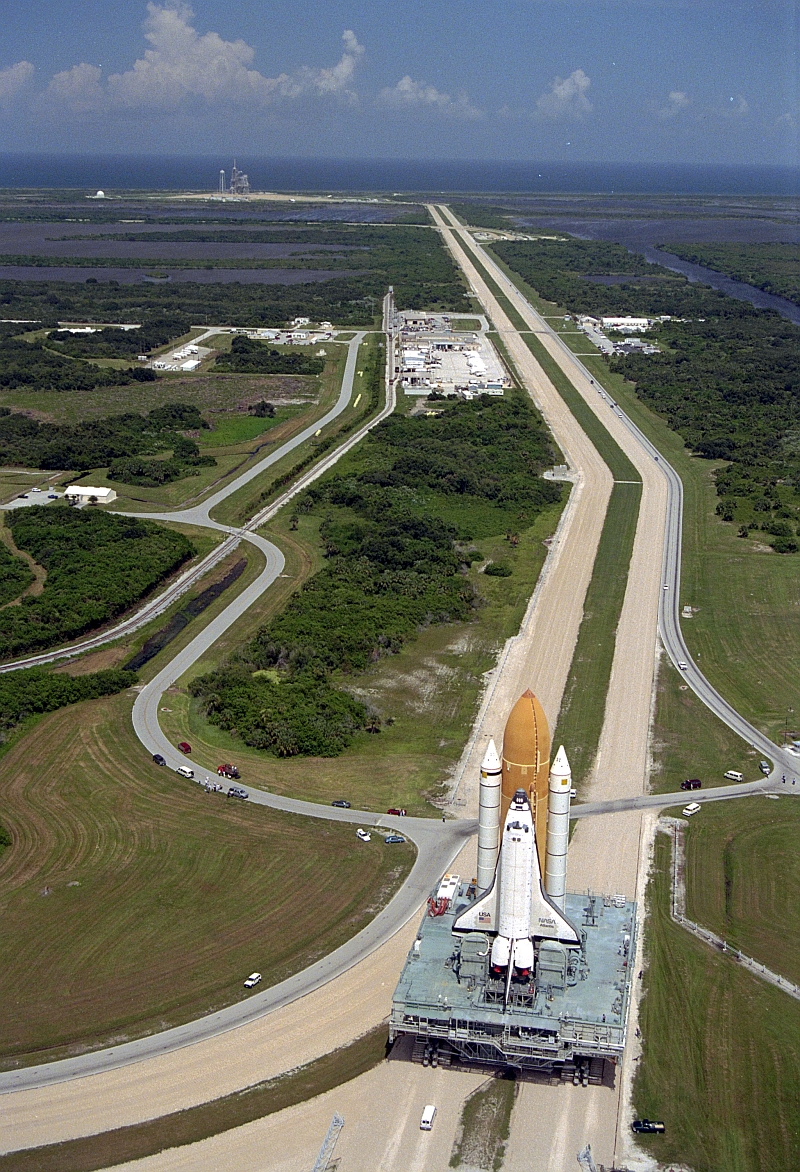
(217, 763), (240, 779)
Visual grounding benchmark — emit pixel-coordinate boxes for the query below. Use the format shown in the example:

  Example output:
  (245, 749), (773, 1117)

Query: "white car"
(787, 746), (800, 758)
(243, 972), (262, 988)
(678, 661), (688, 670)
(356, 828), (371, 842)
(682, 802), (701, 817)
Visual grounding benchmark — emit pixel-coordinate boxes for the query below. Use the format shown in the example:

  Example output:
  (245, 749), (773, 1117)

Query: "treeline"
(0, 328), (157, 392)
(190, 394), (560, 757)
(663, 242), (800, 309)
(0, 666), (135, 739)
(492, 238), (800, 552)
(0, 225), (470, 327)
(0, 508), (195, 659)
(0, 402), (215, 485)
(214, 337), (325, 375)
(47, 314), (190, 359)
(0, 542), (34, 605)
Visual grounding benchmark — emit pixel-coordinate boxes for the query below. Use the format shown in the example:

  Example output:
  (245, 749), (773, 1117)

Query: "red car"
(178, 741), (192, 754)
(387, 807), (407, 816)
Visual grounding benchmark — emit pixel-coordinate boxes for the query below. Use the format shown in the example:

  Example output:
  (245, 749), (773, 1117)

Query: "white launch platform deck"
(390, 881), (636, 1079)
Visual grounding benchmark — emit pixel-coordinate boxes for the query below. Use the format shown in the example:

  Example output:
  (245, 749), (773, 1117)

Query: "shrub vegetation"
(190, 394), (560, 757)
(492, 237), (800, 552)
(214, 337), (324, 375)
(0, 507), (195, 659)
(0, 666), (135, 740)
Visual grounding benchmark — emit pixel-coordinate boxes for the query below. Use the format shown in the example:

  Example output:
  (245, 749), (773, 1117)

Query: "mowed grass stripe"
(454, 238), (643, 784)
(635, 833), (800, 1172)
(0, 692), (413, 1066)
(0, 1026), (389, 1172)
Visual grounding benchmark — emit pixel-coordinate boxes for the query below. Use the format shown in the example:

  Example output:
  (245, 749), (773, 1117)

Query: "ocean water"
(0, 154), (798, 196)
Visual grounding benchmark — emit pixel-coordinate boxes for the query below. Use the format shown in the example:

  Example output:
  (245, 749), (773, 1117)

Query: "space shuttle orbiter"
(454, 788), (579, 962)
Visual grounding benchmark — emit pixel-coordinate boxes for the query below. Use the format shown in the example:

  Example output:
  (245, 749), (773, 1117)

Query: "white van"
(723, 770), (744, 782)
(682, 802), (701, 817)
(177, 765), (194, 779)
(420, 1105), (437, 1131)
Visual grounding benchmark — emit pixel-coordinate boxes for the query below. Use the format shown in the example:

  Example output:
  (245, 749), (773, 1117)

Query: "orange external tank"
(501, 689), (551, 872)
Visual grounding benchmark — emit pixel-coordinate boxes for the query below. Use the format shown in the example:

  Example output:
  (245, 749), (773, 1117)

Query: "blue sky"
(0, 1), (797, 164)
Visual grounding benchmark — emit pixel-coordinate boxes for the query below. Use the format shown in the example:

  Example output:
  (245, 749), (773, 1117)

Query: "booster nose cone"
(481, 738), (502, 774)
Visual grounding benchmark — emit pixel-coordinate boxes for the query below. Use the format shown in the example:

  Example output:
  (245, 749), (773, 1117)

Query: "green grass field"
(449, 1075), (517, 1170)
(0, 691), (413, 1067)
(634, 833), (800, 1172)
(683, 797), (800, 985)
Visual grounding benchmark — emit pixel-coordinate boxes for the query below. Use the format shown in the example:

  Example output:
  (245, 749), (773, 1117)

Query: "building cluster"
(576, 314), (663, 357)
(151, 344), (202, 372)
(397, 313), (509, 397)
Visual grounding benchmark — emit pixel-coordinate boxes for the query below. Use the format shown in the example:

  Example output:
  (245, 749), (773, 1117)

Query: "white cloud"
(535, 69), (592, 120)
(379, 75), (482, 119)
(659, 90), (690, 118)
(42, 4), (364, 114)
(727, 94), (749, 116)
(0, 60), (34, 106)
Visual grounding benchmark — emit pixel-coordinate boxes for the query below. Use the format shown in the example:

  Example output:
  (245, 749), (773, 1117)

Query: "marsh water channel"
(513, 212), (800, 325)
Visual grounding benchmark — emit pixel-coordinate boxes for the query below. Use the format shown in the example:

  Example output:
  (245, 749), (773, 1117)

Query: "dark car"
(332, 799), (351, 808)
(680, 778), (701, 790)
(387, 807), (407, 816)
(227, 786), (248, 800)
(632, 1120), (665, 1134)
(178, 741), (192, 754)
(384, 835), (406, 844)
(152, 753), (166, 766)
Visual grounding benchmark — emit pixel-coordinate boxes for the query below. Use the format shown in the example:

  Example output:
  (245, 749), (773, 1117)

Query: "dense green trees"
(0, 402), (215, 484)
(492, 238), (800, 551)
(0, 666), (135, 738)
(214, 337), (324, 375)
(664, 243), (800, 308)
(191, 394), (560, 756)
(0, 542), (34, 605)
(0, 508), (195, 659)
(46, 314), (191, 358)
(0, 328), (156, 392)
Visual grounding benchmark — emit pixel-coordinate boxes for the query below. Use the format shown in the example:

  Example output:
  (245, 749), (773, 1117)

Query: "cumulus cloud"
(535, 69), (592, 120)
(659, 90), (690, 118)
(0, 60), (34, 106)
(379, 75), (482, 119)
(42, 4), (364, 114)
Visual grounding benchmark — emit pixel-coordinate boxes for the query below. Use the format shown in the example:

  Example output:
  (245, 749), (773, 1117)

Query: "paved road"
(0, 331), (368, 673)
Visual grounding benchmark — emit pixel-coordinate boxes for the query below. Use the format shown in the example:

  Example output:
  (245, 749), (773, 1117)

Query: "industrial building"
(390, 691), (636, 1081)
(397, 313), (509, 396)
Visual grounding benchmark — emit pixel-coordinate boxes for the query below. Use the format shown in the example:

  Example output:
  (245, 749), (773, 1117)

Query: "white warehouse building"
(65, 485), (117, 505)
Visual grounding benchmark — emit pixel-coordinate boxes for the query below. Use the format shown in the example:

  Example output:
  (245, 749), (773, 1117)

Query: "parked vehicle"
(632, 1119), (665, 1135)
(387, 807), (406, 816)
(420, 1105), (437, 1131)
(760, 760), (771, 775)
(682, 802), (701, 817)
(384, 835), (405, 844)
(356, 828), (371, 842)
(217, 763), (240, 779)
(227, 786), (248, 800)
(680, 778), (701, 790)
(152, 753), (166, 766)
(332, 799), (351, 808)
(243, 972), (262, 988)
(178, 741), (192, 754)
(177, 765), (194, 779)
(723, 770), (744, 782)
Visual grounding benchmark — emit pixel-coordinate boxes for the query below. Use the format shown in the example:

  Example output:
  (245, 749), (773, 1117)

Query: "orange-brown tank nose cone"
(501, 690), (550, 871)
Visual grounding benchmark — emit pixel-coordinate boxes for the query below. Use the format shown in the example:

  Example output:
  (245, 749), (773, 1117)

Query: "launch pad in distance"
(390, 690), (637, 1082)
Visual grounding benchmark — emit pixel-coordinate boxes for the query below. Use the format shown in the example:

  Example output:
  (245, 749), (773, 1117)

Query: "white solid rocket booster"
(476, 738), (502, 892)
(545, 745), (571, 909)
